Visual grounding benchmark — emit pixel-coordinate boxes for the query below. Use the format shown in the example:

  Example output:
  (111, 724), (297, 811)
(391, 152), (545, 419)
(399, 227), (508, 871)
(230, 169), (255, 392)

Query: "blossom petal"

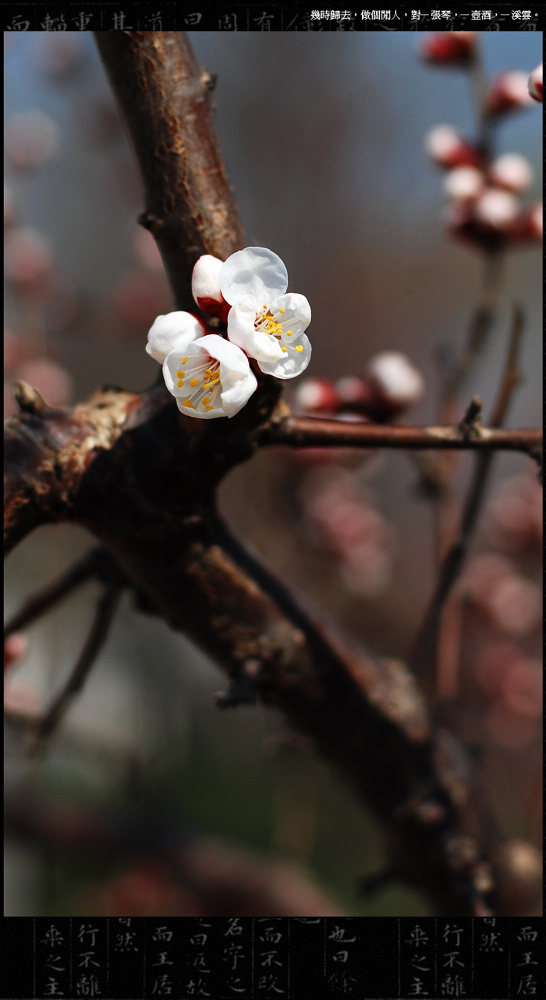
(163, 334), (257, 419)
(227, 299), (284, 362)
(220, 247), (288, 306)
(272, 293), (312, 341)
(258, 332), (312, 379)
(146, 312), (204, 363)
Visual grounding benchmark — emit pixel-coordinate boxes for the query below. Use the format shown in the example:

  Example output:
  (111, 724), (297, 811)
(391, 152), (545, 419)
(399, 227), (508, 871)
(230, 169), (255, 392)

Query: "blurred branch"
(29, 581), (124, 755)
(4, 546), (115, 638)
(409, 305), (526, 696)
(259, 411), (542, 463)
(442, 251), (505, 410)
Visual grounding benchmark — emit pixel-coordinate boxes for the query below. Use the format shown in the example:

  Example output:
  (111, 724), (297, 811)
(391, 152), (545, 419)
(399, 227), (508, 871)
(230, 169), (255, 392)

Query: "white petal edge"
(146, 312), (204, 363)
(258, 334), (312, 379)
(272, 292), (312, 337)
(220, 247), (288, 307)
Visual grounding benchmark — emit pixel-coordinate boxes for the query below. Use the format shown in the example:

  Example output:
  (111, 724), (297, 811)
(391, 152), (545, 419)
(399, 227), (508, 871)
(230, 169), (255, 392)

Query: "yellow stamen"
(279, 308), (285, 314)
(202, 397), (211, 405)
(205, 405), (213, 411)
(181, 356), (188, 364)
(176, 371), (185, 377)
(281, 347), (287, 353)
(295, 345), (303, 352)
(182, 398), (195, 409)
(190, 378), (199, 387)
(177, 380), (185, 387)
(286, 331), (292, 336)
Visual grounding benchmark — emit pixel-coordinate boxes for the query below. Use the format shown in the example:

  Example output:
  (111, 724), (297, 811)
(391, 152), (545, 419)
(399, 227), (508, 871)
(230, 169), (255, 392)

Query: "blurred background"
(4, 30), (542, 915)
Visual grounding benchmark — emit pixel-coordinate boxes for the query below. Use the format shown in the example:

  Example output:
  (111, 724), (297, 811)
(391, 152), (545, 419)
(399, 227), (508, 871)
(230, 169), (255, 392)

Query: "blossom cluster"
(146, 247), (311, 419)
(421, 35), (542, 252)
(294, 351), (424, 422)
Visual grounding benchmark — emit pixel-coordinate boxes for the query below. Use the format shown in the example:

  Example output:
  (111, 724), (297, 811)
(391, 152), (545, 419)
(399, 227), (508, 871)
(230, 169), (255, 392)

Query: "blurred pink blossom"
(5, 111), (60, 171)
(484, 71), (535, 117)
(4, 226), (55, 300)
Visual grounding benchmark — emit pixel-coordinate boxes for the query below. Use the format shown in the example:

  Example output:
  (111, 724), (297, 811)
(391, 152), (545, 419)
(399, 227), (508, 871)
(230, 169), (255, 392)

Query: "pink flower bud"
(365, 352), (424, 416)
(424, 125), (483, 169)
(335, 375), (372, 410)
(443, 166), (484, 202)
(420, 31), (476, 67)
(191, 254), (230, 323)
(489, 153), (533, 193)
(444, 198), (515, 252)
(4, 634), (28, 673)
(484, 71), (534, 117)
(294, 377), (339, 414)
(528, 62), (543, 103)
(474, 188), (519, 230)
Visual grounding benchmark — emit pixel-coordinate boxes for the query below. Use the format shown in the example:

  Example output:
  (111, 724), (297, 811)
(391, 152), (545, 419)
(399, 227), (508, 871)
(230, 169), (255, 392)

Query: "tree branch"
(259, 412), (542, 463)
(4, 546), (115, 638)
(94, 31), (245, 310)
(29, 581), (124, 755)
(409, 305), (526, 695)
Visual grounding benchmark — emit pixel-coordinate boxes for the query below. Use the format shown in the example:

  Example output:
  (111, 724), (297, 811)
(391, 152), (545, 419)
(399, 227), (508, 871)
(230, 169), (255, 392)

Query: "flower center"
(175, 354), (221, 411)
(255, 305), (293, 353)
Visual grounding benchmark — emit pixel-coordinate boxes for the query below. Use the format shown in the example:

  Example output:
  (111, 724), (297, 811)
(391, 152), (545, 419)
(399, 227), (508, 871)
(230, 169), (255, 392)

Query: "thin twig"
(259, 413), (541, 461)
(408, 305), (526, 697)
(4, 547), (114, 639)
(29, 581), (123, 756)
(442, 250), (505, 414)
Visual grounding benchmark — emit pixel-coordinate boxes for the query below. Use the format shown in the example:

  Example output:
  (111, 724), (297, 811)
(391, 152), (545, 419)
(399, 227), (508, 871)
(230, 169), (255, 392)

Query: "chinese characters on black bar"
(3, 6), (544, 32)
(2, 918), (543, 998)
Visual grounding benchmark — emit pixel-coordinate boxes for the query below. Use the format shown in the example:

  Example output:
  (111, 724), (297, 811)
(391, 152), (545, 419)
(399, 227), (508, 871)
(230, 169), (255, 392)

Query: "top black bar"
(2, 4), (545, 32)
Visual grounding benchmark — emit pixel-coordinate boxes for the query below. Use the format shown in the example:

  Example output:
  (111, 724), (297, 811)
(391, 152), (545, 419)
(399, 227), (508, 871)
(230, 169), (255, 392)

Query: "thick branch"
(94, 31), (245, 310)
(4, 383), (493, 914)
(259, 413), (542, 462)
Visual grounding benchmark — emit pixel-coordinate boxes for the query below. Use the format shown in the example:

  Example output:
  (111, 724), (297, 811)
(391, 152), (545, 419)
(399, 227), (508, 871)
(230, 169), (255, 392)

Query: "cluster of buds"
(293, 351), (424, 422)
(421, 35), (542, 252)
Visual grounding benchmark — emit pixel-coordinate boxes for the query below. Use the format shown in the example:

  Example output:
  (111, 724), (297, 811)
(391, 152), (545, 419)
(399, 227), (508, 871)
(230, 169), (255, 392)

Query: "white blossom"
(220, 247), (312, 379)
(162, 333), (257, 419)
